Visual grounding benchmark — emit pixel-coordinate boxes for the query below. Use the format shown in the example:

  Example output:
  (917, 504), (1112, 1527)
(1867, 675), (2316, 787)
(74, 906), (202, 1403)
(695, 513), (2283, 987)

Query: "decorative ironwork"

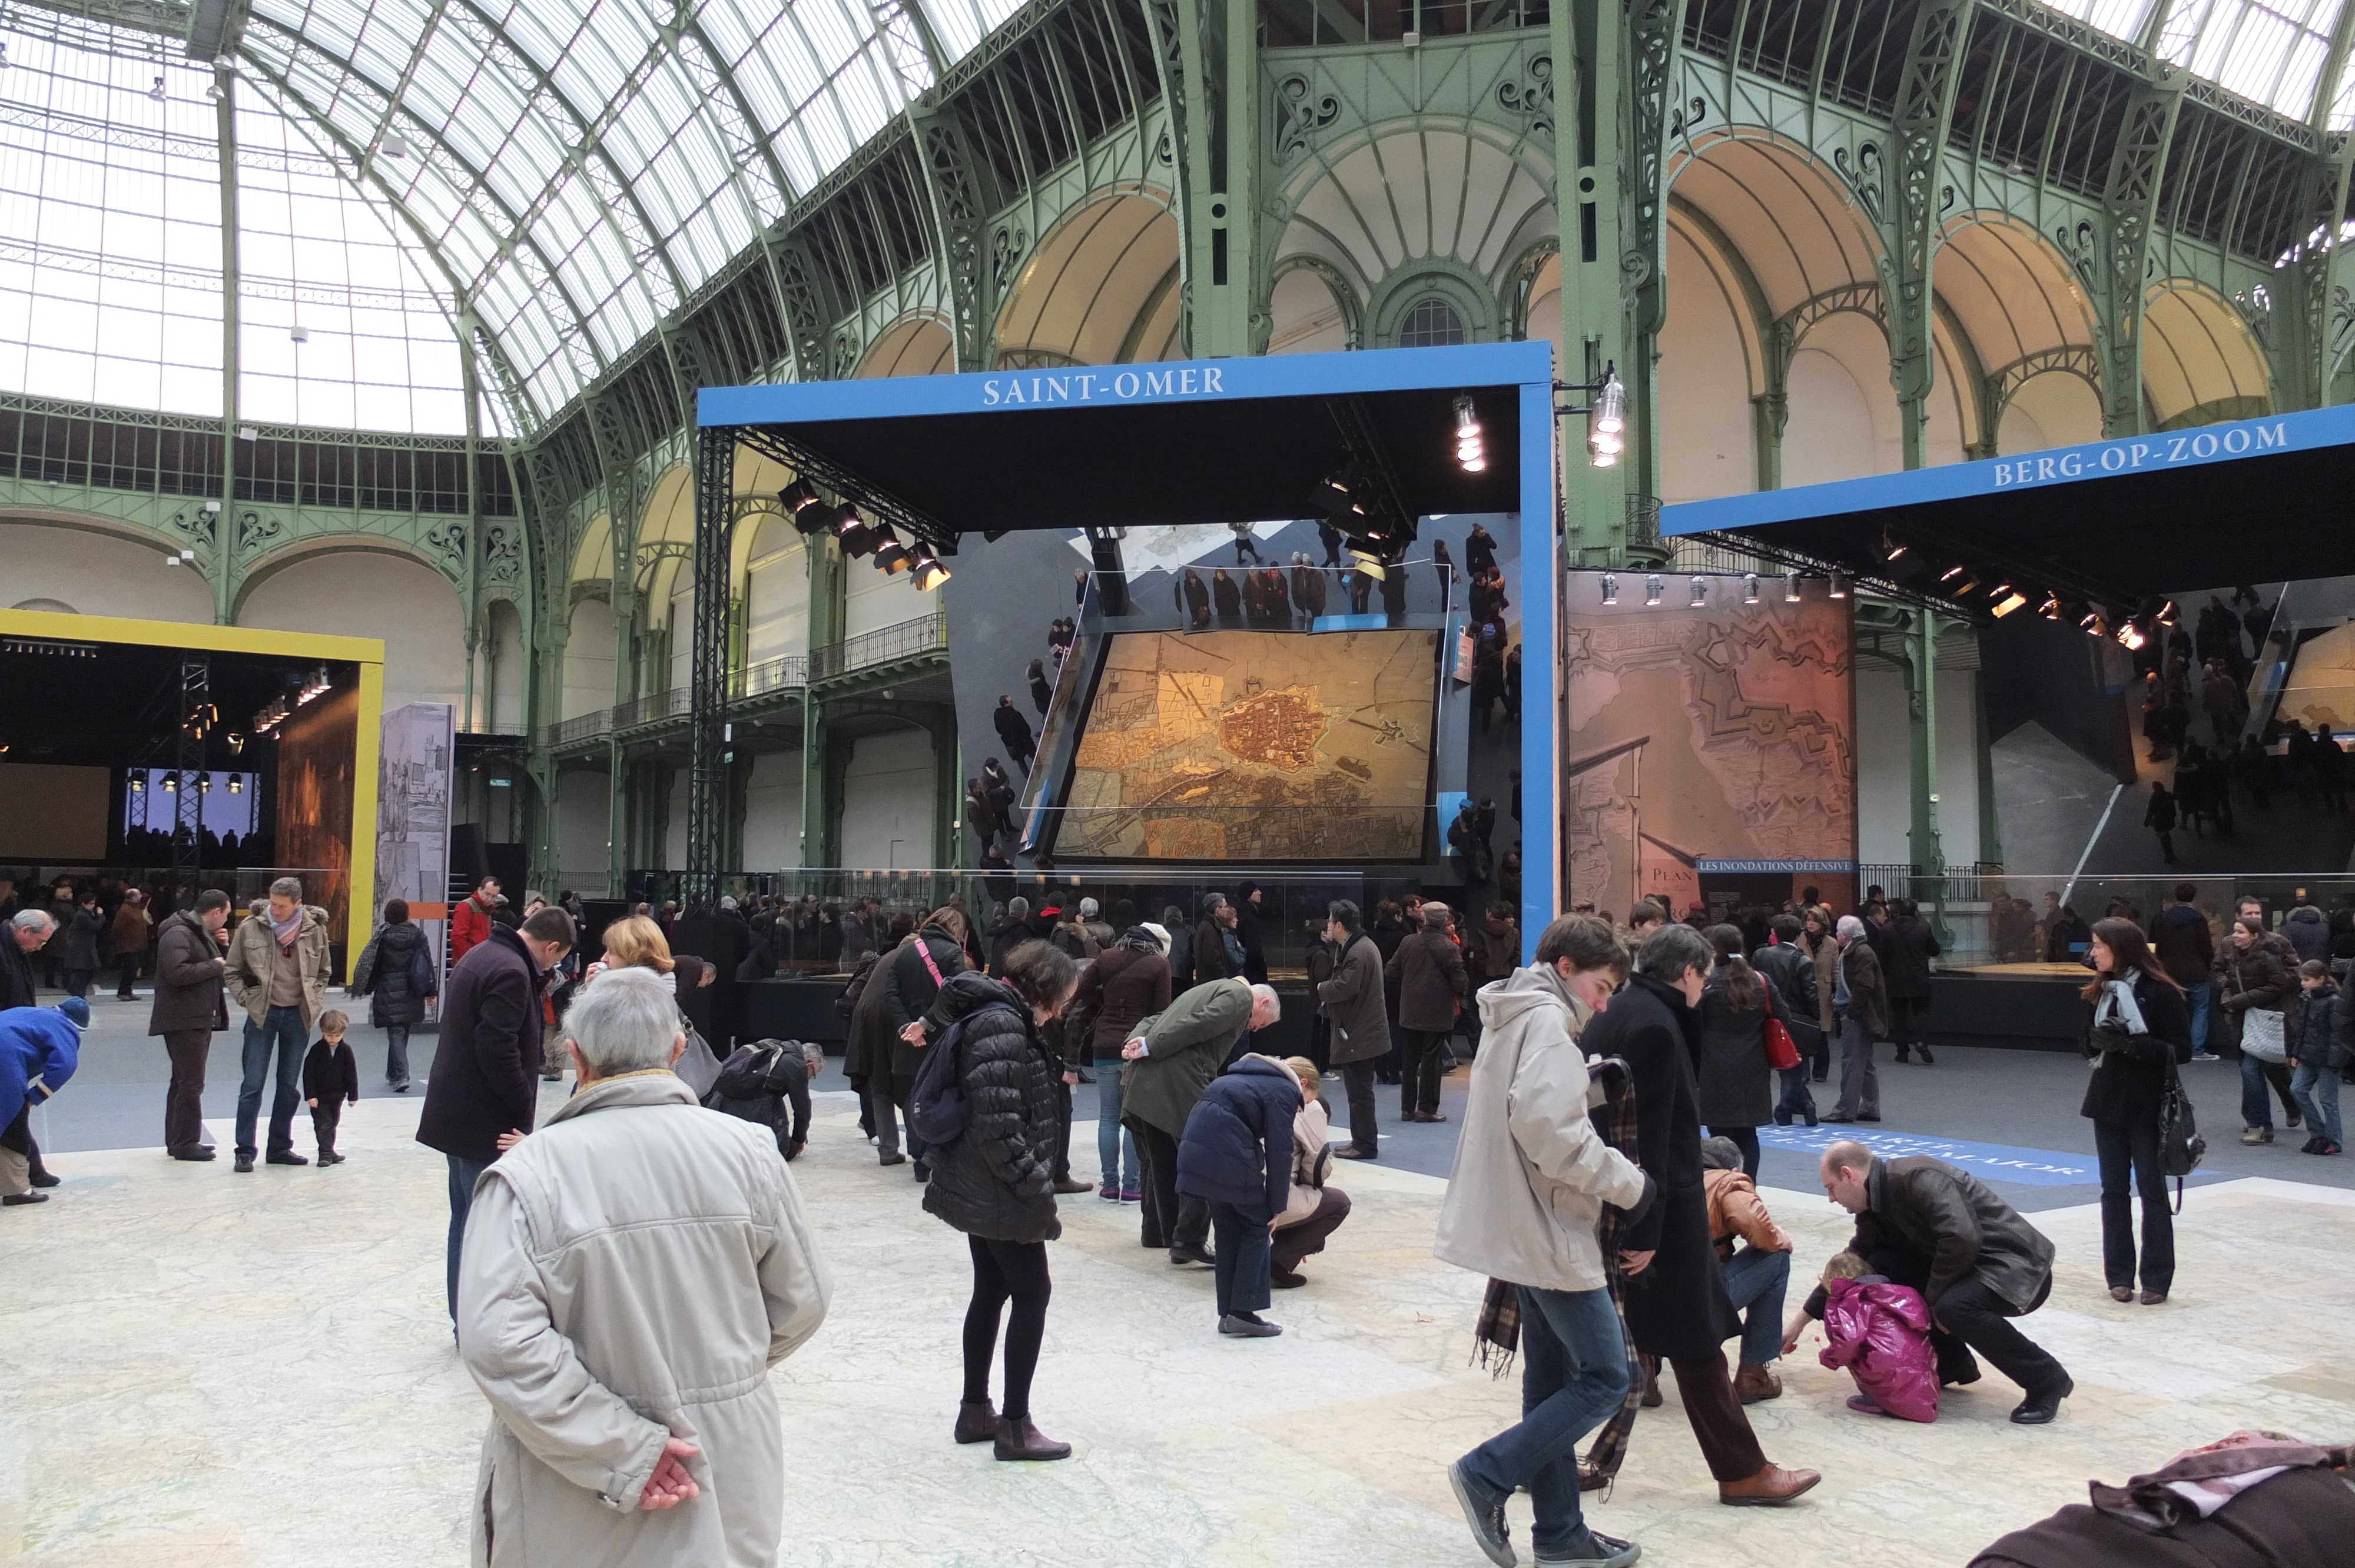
(1835, 143), (1886, 223)
(685, 424), (735, 914)
(1275, 74), (1341, 163)
(2097, 72), (2187, 436)
(425, 520), (470, 572)
(235, 509), (281, 558)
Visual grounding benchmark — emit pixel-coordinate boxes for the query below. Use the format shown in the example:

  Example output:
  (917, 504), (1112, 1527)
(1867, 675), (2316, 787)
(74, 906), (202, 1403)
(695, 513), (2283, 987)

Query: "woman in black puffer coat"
(920, 941), (1079, 1464)
(349, 899), (437, 1092)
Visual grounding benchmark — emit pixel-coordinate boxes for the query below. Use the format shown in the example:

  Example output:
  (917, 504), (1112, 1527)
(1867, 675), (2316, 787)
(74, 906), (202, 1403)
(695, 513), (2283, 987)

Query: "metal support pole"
(685, 425), (735, 913)
(1905, 609), (1948, 922)
(214, 68), (240, 627)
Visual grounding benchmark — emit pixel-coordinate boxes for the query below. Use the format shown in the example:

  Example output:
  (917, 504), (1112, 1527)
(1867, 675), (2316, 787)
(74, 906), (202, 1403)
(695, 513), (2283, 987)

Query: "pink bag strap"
(916, 934), (947, 988)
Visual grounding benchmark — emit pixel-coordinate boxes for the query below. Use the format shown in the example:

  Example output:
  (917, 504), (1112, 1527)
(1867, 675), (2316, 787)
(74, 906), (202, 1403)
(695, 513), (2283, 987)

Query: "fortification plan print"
(1060, 629), (1438, 861)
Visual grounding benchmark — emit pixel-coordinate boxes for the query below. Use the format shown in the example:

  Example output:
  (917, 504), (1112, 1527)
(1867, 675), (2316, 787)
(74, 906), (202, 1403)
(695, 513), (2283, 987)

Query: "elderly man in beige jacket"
(1434, 913), (1656, 1568)
(457, 966), (831, 1567)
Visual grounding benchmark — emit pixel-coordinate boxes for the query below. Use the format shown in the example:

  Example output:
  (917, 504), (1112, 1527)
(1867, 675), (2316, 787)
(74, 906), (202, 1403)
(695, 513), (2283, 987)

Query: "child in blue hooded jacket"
(1177, 1053), (1306, 1338)
(1, 998), (86, 1205)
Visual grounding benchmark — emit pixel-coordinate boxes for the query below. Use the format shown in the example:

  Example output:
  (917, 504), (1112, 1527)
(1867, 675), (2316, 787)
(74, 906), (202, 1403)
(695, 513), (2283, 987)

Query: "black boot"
(954, 1398), (998, 1444)
(994, 1415), (1072, 1461)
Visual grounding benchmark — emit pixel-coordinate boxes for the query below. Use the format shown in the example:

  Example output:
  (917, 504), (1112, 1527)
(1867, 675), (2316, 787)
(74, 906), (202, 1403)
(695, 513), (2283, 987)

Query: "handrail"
(542, 612), (948, 746)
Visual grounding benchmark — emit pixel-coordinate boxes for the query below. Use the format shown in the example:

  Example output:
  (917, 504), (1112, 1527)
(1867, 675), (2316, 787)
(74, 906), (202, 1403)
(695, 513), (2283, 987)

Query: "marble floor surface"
(4, 1085), (2354, 1568)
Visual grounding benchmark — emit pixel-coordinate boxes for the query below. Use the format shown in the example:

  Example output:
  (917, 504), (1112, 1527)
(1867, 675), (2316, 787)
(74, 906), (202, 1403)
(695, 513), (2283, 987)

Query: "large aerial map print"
(1060, 629), (1438, 860)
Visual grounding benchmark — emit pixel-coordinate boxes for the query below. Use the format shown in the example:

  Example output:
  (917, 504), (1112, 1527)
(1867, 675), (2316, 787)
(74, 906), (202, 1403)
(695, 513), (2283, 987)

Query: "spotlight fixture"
(198, 772), (212, 793)
(205, 78), (224, 103)
(1829, 574), (1851, 600)
(1880, 528), (1908, 564)
(1689, 576), (1709, 608)
(149, 74), (165, 101)
(910, 552), (951, 592)
(1991, 589), (2028, 618)
(161, 773), (178, 793)
(2156, 599), (2179, 627)
(2041, 592), (2062, 620)
(1588, 369), (1627, 469)
(2117, 620), (2147, 651)
(227, 733), (244, 755)
(228, 775), (242, 793)
(1348, 549), (1387, 582)
(781, 479), (834, 537)
(1643, 573), (1663, 607)
(1600, 573), (1618, 606)
(1452, 394), (1485, 473)
(871, 529), (914, 576)
(1939, 565), (1965, 583)
(1784, 573), (1802, 603)
(129, 774), (144, 795)
(834, 504), (877, 558)
(1955, 575), (1981, 596)
(1743, 573), (1760, 604)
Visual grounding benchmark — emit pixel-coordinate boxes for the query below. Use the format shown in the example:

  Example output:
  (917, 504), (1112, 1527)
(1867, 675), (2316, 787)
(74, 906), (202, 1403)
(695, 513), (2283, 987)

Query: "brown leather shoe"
(1734, 1362), (1782, 1404)
(954, 1398), (998, 1444)
(1719, 1463), (1822, 1506)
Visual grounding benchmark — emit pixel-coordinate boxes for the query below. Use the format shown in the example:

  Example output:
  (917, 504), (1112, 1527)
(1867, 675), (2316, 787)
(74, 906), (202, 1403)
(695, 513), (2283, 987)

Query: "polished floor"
(7, 1025), (2355, 1567)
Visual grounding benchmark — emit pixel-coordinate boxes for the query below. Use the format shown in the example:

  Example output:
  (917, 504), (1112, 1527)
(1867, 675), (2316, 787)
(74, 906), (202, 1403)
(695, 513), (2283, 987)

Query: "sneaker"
(1535, 1531), (1641, 1567)
(2189, 1052), (2222, 1062)
(265, 1150), (310, 1167)
(1120, 1185), (1141, 1202)
(1446, 1460), (1516, 1568)
(2326, 1141), (2345, 1156)
(2301, 1136), (2325, 1154)
(2243, 1127), (2274, 1145)
(1099, 1183), (1122, 1201)
(233, 1154), (254, 1173)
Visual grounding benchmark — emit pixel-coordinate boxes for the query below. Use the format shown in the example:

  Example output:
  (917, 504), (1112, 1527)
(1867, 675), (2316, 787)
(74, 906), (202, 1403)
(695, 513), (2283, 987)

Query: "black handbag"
(2157, 1052), (2205, 1212)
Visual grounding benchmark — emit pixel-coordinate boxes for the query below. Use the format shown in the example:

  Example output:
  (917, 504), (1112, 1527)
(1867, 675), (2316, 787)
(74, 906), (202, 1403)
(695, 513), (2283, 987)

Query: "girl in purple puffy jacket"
(1814, 1251), (1940, 1423)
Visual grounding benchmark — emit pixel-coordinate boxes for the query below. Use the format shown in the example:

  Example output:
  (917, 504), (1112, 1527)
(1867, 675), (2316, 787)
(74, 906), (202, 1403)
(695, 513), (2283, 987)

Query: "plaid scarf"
(1579, 1056), (1646, 1493)
(1471, 1055), (1638, 1383)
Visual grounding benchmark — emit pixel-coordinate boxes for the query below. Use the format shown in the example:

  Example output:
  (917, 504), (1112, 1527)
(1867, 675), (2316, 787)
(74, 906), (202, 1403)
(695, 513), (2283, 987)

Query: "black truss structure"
(685, 426), (736, 913)
(173, 652), (210, 898)
(732, 425), (960, 556)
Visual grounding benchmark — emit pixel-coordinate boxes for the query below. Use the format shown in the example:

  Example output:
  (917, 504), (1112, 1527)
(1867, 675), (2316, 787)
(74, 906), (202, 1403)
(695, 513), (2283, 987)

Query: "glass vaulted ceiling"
(0, 0), (2346, 438)
(0, 0), (1022, 435)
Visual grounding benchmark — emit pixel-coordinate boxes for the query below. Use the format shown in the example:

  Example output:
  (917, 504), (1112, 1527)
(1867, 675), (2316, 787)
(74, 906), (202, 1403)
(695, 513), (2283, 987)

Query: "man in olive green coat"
(1120, 977), (1279, 1265)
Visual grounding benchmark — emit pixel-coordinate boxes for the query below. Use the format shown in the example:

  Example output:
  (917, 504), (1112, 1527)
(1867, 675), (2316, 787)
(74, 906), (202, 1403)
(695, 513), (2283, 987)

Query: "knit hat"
(55, 996), (89, 1031)
(1139, 922), (1172, 958)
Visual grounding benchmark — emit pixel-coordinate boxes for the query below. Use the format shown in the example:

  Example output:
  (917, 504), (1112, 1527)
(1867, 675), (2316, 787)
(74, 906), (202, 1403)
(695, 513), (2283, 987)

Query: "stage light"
(1940, 565), (1965, 582)
(1600, 573), (1618, 606)
(227, 775), (241, 793)
(871, 531), (913, 575)
(1881, 528), (1908, 564)
(1784, 573), (1802, 603)
(1829, 574), (1850, 599)
(130, 775), (144, 794)
(1349, 549), (1387, 582)
(1743, 573), (1760, 604)
(1453, 395), (1485, 473)
(2041, 593), (2062, 620)
(1643, 574), (1663, 607)
(2117, 620), (2147, 651)
(835, 504), (877, 558)
(1588, 370), (1626, 468)
(1955, 575), (1980, 596)
(911, 553), (951, 592)
(1992, 590), (2028, 617)
(149, 74), (165, 101)
(2156, 599), (2179, 626)
(198, 773), (211, 793)
(161, 774), (177, 793)
(1689, 576), (1709, 608)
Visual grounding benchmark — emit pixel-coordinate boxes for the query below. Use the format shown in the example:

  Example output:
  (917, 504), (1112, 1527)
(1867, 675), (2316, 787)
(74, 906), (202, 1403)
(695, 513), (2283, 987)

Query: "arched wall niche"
(857, 315), (956, 378)
(2142, 281), (2273, 427)
(0, 517), (218, 624)
(994, 188), (1183, 367)
(236, 547), (466, 712)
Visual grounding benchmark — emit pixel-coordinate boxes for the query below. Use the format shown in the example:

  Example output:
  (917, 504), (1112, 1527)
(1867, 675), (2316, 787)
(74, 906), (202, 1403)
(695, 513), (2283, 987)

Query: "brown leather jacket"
(1702, 1168), (1790, 1257)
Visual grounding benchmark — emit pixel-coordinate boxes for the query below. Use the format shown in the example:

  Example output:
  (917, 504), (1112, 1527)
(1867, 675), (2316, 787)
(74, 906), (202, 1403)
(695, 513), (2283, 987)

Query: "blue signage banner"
(1659, 401), (2355, 538)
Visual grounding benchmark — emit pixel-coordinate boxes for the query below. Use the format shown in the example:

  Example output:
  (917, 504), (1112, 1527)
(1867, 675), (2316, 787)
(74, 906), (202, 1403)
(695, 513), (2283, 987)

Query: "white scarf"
(2098, 976), (2150, 1035)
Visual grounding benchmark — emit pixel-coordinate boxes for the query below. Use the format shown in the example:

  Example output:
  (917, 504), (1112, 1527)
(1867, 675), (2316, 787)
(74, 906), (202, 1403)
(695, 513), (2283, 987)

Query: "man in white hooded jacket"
(1434, 914), (1656, 1568)
(457, 966), (831, 1567)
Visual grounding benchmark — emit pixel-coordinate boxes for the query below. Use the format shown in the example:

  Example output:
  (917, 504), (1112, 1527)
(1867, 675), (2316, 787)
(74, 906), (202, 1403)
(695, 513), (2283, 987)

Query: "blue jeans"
(2186, 982), (2214, 1053)
(2241, 1049), (2294, 1129)
(236, 1005), (307, 1158)
(1208, 1200), (1273, 1320)
(446, 1154), (489, 1322)
(384, 1023), (411, 1088)
(1458, 1286), (1628, 1560)
(1721, 1245), (1791, 1367)
(2292, 1059), (2343, 1147)
(1094, 1058), (1137, 1190)
(1775, 1063), (1816, 1122)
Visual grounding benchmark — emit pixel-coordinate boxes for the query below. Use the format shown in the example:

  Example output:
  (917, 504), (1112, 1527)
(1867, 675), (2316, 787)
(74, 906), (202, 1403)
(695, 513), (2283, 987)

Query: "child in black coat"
(302, 1009), (360, 1165)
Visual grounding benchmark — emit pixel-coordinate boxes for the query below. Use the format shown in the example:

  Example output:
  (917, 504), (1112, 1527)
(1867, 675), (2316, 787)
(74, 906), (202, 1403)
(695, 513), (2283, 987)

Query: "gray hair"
(719, 895), (738, 911)
(1635, 922), (1713, 984)
(1248, 982), (1281, 1023)
(268, 876), (303, 901)
(563, 966), (685, 1076)
(1201, 892), (1229, 915)
(10, 909), (52, 936)
(1421, 901), (1452, 932)
(1079, 896), (1099, 920)
(1007, 896), (1030, 919)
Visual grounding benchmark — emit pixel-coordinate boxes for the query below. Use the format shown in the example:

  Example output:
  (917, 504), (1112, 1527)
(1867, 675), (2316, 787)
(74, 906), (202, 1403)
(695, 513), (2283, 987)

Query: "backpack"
(410, 936), (436, 999)
(909, 1001), (1018, 1148)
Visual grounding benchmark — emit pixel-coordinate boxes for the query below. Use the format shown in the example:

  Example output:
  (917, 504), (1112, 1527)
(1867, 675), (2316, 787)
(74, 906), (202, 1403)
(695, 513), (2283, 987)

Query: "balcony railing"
(543, 612), (948, 747)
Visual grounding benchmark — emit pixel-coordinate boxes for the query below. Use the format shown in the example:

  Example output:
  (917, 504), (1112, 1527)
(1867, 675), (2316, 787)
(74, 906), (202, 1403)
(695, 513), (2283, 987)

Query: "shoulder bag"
(1759, 977), (1802, 1072)
(2240, 1005), (2288, 1063)
(2157, 1051), (2205, 1211)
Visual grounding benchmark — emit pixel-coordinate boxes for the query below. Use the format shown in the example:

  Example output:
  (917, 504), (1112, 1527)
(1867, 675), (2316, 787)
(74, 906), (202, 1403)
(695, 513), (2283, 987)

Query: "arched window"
(1397, 296), (1466, 347)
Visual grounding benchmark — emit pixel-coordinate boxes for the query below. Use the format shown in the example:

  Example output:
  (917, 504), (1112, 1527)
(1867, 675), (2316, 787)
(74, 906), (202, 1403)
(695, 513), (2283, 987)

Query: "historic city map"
(1059, 629), (1438, 861)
